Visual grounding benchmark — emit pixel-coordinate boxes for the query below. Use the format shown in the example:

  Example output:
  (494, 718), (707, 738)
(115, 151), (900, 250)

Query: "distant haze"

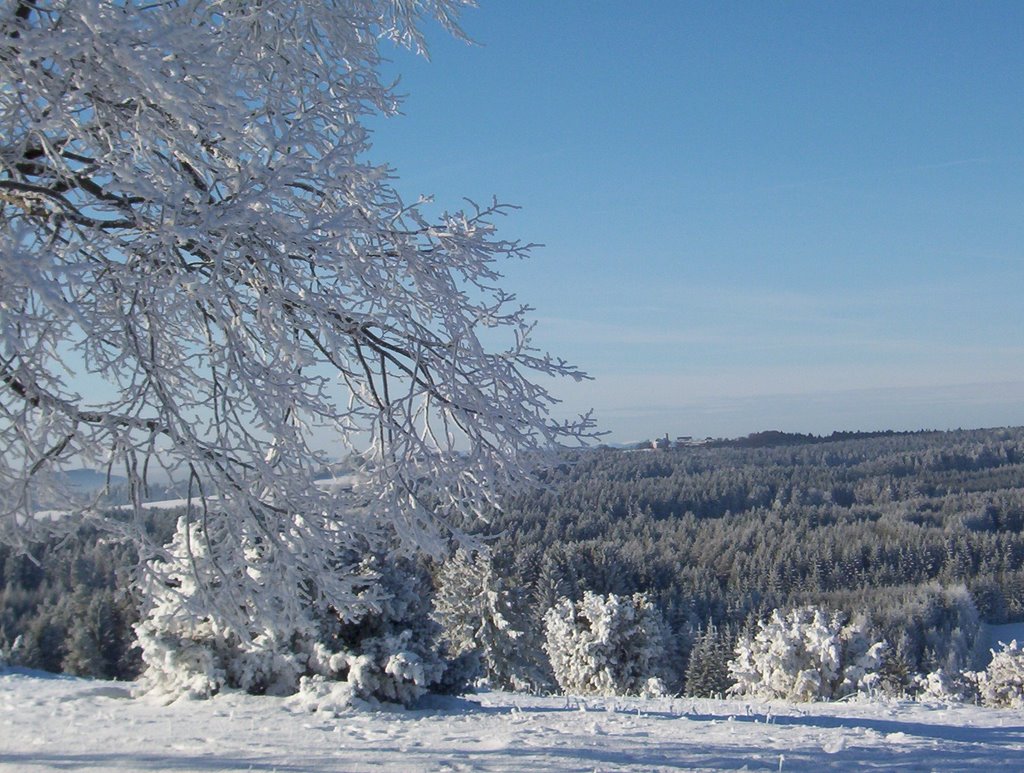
(554, 379), (1024, 444)
(370, 2), (1024, 442)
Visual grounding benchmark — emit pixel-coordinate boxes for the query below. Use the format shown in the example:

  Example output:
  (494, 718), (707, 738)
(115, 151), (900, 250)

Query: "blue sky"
(370, 1), (1024, 441)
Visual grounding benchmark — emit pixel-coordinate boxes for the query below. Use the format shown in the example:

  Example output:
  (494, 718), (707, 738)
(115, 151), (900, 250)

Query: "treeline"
(710, 428), (918, 448)
(0, 513), (175, 679)
(1, 527), (141, 677)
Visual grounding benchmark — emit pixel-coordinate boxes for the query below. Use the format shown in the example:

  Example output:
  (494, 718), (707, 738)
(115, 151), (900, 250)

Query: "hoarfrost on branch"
(0, 0), (595, 637)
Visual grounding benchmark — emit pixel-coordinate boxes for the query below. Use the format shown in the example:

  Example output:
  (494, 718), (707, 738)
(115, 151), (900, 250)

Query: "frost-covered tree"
(728, 606), (886, 702)
(318, 553), (459, 706)
(978, 640), (1024, 709)
(1, 1), (594, 643)
(543, 591), (670, 697)
(432, 548), (540, 691)
(913, 667), (977, 704)
(135, 516), (458, 705)
(876, 631), (916, 698)
(135, 515), (300, 700)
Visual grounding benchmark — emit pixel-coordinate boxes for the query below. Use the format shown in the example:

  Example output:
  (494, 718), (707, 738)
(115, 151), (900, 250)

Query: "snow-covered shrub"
(135, 517), (457, 706)
(543, 591), (669, 697)
(978, 640), (1024, 708)
(913, 668), (977, 704)
(728, 606), (886, 702)
(911, 585), (982, 675)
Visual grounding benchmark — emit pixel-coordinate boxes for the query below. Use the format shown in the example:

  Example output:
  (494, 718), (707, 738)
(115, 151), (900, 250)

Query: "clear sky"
(369, 1), (1024, 442)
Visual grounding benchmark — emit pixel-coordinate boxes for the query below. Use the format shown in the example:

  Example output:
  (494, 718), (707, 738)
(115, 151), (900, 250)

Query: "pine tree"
(432, 549), (537, 691)
(135, 516), (460, 706)
(684, 620), (733, 698)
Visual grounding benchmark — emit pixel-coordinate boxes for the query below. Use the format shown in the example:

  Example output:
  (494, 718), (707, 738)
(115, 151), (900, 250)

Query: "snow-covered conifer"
(432, 549), (537, 691)
(532, 548), (576, 626)
(134, 516), (293, 701)
(136, 516), (456, 706)
(876, 632), (916, 697)
(684, 620), (733, 698)
(543, 591), (669, 697)
(326, 553), (455, 706)
(978, 640), (1024, 708)
(728, 606), (886, 702)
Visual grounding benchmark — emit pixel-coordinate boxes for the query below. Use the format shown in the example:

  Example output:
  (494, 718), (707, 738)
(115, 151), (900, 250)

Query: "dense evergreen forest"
(473, 426), (1024, 688)
(4, 426), (1024, 694)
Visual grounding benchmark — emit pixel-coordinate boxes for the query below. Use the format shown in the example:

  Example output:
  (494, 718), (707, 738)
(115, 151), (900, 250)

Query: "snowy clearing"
(4, 669), (1024, 772)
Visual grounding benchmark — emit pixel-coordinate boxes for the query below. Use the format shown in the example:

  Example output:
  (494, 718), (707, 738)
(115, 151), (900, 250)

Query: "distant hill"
(60, 468), (127, 492)
(712, 428), (921, 449)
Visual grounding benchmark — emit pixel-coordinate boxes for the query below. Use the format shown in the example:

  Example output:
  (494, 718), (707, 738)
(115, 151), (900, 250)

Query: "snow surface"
(33, 477), (358, 520)
(4, 669), (1024, 771)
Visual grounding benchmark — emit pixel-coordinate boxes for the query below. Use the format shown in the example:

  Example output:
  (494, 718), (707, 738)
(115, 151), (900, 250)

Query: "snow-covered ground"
(4, 669), (1024, 772)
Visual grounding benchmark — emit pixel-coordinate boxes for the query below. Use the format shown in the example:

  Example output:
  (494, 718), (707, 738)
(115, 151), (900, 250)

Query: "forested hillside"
(4, 426), (1024, 694)
(468, 426), (1024, 688)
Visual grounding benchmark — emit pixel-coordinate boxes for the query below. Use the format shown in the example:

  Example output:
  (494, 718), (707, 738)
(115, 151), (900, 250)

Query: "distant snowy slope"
(30, 475), (361, 521)
(3, 669), (1024, 772)
(61, 469), (127, 491)
(979, 623), (1024, 658)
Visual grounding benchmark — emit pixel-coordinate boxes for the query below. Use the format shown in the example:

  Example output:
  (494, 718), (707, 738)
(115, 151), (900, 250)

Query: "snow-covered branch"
(0, 0), (597, 641)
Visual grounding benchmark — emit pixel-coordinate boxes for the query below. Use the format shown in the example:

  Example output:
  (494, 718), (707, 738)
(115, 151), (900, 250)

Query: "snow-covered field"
(4, 669), (1024, 772)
